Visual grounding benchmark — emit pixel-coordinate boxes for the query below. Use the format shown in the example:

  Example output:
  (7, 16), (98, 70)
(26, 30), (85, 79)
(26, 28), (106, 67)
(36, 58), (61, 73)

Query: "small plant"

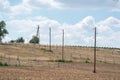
(40, 48), (46, 51)
(50, 59), (72, 62)
(85, 58), (91, 63)
(55, 59), (65, 62)
(4, 62), (9, 66)
(40, 48), (53, 53)
(0, 62), (9, 66)
(0, 62), (3, 66)
(47, 50), (53, 53)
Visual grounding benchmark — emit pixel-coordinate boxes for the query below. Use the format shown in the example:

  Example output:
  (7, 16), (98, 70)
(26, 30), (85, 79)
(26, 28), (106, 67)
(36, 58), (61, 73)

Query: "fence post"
(49, 27), (51, 51)
(93, 27), (97, 73)
(62, 29), (64, 60)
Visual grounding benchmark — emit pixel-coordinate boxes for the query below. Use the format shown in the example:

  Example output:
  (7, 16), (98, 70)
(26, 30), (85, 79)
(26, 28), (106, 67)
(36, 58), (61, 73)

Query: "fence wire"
(0, 44), (120, 68)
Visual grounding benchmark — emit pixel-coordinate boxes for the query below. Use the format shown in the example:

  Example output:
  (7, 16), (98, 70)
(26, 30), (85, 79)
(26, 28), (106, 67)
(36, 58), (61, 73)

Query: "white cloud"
(16, 0), (120, 11)
(97, 16), (120, 33)
(6, 16), (61, 44)
(0, 0), (31, 17)
(0, 0), (63, 17)
(97, 25), (113, 33)
(0, 0), (10, 13)
(10, 4), (32, 16)
(57, 0), (120, 11)
(4, 16), (120, 47)
(1, 0), (120, 47)
(103, 17), (120, 25)
(1, 0), (120, 18)
(96, 16), (120, 47)
(52, 16), (95, 45)
(24, 0), (63, 9)
(112, 0), (120, 11)
(110, 31), (120, 41)
(0, 15), (3, 19)
(7, 19), (37, 33)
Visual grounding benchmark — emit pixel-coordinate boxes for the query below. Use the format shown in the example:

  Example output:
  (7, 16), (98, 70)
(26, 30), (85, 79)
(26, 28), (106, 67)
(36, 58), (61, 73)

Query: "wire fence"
(0, 43), (120, 67)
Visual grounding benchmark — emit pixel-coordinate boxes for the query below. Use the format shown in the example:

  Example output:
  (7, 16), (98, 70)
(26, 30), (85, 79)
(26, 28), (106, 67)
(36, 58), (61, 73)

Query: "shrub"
(16, 37), (25, 43)
(0, 62), (3, 66)
(50, 59), (72, 62)
(29, 36), (39, 44)
(55, 59), (65, 62)
(4, 62), (9, 66)
(41, 48), (53, 53)
(0, 62), (9, 66)
(85, 58), (91, 63)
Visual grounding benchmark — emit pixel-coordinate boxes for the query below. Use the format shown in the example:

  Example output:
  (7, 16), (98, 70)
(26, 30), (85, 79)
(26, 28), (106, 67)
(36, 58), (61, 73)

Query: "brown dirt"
(0, 44), (120, 64)
(0, 44), (120, 80)
(0, 63), (120, 80)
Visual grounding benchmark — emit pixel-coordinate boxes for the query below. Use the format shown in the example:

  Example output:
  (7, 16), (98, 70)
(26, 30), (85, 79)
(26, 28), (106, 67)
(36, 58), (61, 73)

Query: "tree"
(9, 40), (15, 43)
(29, 36), (39, 44)
(16, 37), (25, 43)
(0, 21), (8, 43)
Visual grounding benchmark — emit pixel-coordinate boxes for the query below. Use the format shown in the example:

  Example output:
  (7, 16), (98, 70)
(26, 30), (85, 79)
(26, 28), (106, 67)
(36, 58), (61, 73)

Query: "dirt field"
(0, 44), (120, 80)
(0, 44), (120, 65)
(0, 63), (120, 80)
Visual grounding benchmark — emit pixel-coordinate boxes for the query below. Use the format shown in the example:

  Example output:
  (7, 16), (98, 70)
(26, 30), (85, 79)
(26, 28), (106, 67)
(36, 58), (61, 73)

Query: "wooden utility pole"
(36, 25), (40, 37)
(62, 29), (64, 60)
(93, 27), (97, 73)
(36, 25), (40, 45)
(49, 27), (51, 51)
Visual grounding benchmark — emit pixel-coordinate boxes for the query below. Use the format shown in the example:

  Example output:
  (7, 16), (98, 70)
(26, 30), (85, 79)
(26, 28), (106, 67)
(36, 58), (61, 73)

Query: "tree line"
(0, 20), (39, 44)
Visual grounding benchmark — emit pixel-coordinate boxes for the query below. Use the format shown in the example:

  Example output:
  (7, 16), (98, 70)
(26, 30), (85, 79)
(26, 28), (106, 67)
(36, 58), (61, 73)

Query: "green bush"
(4, 62), (9, 66)
(29, 36), (39, 44)
(40, 48), (53, 53)
(0, 62), (4, 66)
(50, 59), (72, 62)
(0, 62), (9, 66)
(85, 58), (91, 63)
(55, 59), (65, 62)
(85, 60), (90, 63)
(16, 37), (25, 43)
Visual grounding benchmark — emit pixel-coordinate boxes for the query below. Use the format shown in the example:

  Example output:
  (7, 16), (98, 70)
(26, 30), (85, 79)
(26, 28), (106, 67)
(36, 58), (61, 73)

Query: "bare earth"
(0, 63), (120, 80)
(0, 44), (120, 80)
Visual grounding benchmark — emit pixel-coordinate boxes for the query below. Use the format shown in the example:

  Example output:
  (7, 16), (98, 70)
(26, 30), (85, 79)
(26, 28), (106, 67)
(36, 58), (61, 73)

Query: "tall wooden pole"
(36, 25), (40, 44)
(93, 27), (97, 73)
(36, 25), (40, 37)
(39, 26), (40, 45)
(62, 29), (64, 60)
(49, 27), (51, 51)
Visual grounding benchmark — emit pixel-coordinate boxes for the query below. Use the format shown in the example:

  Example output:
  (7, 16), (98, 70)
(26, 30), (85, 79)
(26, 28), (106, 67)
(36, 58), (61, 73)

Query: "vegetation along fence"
(0, 43), (120, 67)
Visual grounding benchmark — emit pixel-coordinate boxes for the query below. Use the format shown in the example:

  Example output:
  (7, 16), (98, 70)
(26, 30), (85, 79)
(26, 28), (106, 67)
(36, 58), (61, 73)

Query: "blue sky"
(0, 0), (120, 48)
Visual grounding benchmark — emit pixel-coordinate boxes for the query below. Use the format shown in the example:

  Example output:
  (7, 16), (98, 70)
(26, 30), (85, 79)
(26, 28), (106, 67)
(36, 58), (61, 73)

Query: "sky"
(0, 0), (120, 48)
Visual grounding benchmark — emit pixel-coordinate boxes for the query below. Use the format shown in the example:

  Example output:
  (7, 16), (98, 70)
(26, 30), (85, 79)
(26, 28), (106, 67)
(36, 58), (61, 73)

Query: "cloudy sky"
(0, 0), (120, 47)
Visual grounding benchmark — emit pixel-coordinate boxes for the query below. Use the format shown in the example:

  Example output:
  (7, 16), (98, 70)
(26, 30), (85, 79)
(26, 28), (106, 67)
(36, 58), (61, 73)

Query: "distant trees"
(9, 40), (15, 43)
(29, 36), (39, 44)
(16, 37), (24, 43)
(9, 36), (39, 44)
(0, 20), (8, 43)
(9, 37), (25, 43)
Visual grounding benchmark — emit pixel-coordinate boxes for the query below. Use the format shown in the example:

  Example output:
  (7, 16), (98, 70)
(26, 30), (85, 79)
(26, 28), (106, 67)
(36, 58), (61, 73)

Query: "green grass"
(97, 60), (109, 64)
(50, 59), (72, 62)
(85, 58), (91, 63)
(0, 62), (9, 66)
(40, 48), (53, 53)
